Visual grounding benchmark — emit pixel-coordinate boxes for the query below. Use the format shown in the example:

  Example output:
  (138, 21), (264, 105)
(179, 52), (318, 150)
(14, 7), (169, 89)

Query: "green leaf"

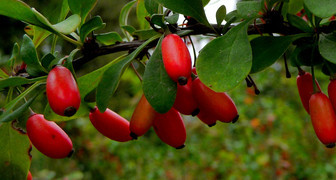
(143, 36), (176, 113)
(96, 34), (160, 112)
(53, 14), (81, 35)
(155, 0), (211, 27)
(96, 32), (123, 45)
(137, 0), (151, 29)
(62, 49), (80, 81)
(165, 13), (179, 24)
(196, 20), (253, 92)
(225, 10), (242, 23)
(145, 0), (159, 15)
(120, 1), (137, 39)
(291, 43), (323, 67)
(319, 33), (336, 64)
(287, 14), (313, 33)
(0, 92), (40, 123)
(216, 5), (226, 26)
(0, 0), (46, 28)
(43, 101), (90, 121)
(121, 25), (137, 35)
(0, 69), (9, 79)
(0, 122), (31, 180)
(151, 14), (167, 28)
(31, 26), (52, 47)
(78, 55), (128, 98)
(59, 0), (70, 22)
(31, 8), (54, 32)
(20, 35), (47, 76)
(68, 0), (97, 23)
(80, 16), (105, 42)
(304, 0), (336, 18)
(3, 81), (44, 110)
(8, 43), (20, 66)
(250, 33), (311, 73)
(286, 0), (303, 14)
(176, 30), (194, 36)
(41, 53), (56, 70)
(202, 0), (210, 7)
(133, 29), (162, 40)
(0, 76), (46, 90)
(236, 1), (262, 19)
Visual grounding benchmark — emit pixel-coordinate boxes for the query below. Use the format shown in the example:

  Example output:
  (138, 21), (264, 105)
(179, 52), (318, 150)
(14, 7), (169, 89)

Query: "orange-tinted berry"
(130, 95), (156, 139)
(309, 92), (336, 148)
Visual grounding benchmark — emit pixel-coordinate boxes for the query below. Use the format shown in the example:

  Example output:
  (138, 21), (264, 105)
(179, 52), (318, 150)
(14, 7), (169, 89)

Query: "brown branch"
(72, 22), (305, 69)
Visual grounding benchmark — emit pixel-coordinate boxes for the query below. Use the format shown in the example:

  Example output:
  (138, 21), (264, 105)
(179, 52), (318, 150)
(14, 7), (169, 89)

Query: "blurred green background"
(1, 0), (336, 179)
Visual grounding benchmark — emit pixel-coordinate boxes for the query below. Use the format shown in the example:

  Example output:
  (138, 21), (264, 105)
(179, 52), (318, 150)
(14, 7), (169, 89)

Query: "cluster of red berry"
(25, 33), (240, 162)
(297, 69), (336, 148)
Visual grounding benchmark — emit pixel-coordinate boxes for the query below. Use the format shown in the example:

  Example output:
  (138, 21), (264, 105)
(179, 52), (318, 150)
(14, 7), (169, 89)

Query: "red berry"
(27, 171), (32, 180)
(328, 79), (336, 112)
(161, 34), (192, 85)
(173, 78), (199, 116)
(192, 78), (238, 123)
(309, 92), (336, 148)
(296, 70), (321, 114)
(89, 107), (132, 142)
(130, 95), (156, 139)
(26, 114), (73, 159)
(197, 109), (217, 127)
(153, 108), (186, 149)
(46, 66), (81, 117)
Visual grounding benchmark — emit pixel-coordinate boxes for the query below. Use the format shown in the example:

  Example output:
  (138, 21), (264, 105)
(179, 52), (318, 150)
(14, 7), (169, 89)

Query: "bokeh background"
(1, 0), (336, 179)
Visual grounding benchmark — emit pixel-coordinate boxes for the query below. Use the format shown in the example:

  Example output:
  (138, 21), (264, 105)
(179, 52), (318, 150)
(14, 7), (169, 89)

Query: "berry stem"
(311, 65), (319, 93)
(283, 53), (291, 78)
(188, 36), (197, 65)
(248, 75), (260, 95)
(131, 62), (143, 82)
(245, 77), (253, 87)
(310, 35), (319, 93)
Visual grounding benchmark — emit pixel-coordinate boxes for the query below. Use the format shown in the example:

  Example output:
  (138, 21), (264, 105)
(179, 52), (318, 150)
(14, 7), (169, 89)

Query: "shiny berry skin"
(161, 34), (192, 85)
(130, 95), (156, 139)
(192, 78), (239, 123)
(197, 109), (217, 127)
(296, 70), (321, 114)
(153, 108), (186, 149)
(46, 66), (81, 117)
(27, 171), (32, 180)
(89, 107), (132, 142)
(26, 114), (73, 159)
(309, 92), (336, 148)
(173, 78), (199, 116)
(328, 79), (336, 112)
